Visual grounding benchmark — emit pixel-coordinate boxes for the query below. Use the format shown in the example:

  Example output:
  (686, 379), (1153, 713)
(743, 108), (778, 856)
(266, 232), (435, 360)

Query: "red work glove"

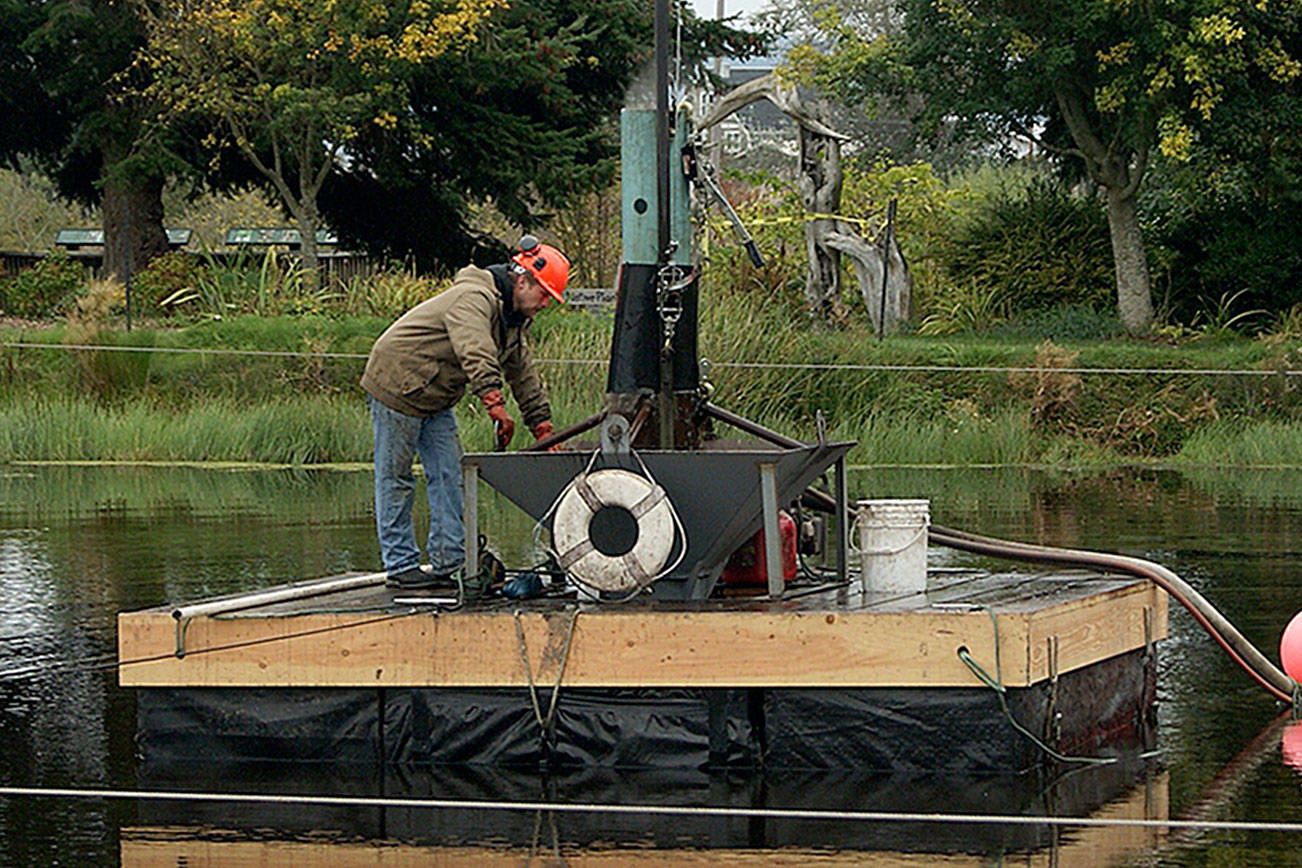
(532, 420), (563, 452)
(479, 389), (514, 451)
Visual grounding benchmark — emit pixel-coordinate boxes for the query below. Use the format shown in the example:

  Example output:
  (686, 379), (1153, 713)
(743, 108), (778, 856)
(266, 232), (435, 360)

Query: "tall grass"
(7, 254), (1302, 466)
(1175, 419), (1302, 467)
(0, 391), (573, 464)
(844, 408), (1035, 466)
(0, 395), (372, 465)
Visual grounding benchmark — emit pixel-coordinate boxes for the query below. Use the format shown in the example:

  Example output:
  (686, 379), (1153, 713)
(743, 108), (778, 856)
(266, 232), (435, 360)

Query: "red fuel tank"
(721, 510), (797, 587)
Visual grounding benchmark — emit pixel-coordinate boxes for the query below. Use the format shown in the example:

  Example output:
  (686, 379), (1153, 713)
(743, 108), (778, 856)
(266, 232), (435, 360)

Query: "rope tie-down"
(957, 607), (1118, 766)
(513, 608), (582, 742)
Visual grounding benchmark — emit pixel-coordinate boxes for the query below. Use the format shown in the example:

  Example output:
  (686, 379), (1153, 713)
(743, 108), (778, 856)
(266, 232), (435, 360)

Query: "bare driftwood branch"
(825, 225), (911, 335)
(696, 71), (909, 328)
(696, 73), (848, 140)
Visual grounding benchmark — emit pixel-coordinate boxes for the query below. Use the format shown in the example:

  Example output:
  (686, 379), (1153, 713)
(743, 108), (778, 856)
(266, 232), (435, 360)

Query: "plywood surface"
(118, 573), (1167, 689)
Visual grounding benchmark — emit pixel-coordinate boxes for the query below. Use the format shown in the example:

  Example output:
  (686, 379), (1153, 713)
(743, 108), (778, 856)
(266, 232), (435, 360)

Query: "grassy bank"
(0, 394), (371, 464)
(4, 284), (1302, 467)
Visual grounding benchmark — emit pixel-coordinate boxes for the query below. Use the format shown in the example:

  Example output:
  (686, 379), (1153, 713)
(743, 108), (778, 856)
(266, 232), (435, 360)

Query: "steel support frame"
(463, 463), (479, 581)
(759, 462), (782, 598)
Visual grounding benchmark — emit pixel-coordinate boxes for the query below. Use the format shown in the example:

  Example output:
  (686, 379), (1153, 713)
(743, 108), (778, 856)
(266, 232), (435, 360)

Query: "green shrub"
(942, 178), (1112, 315)
(0, 251), (86, 317)
(132, 250), (203, 316)
(1149, 197), (1302, 328)
(339, 266), (442, 318)
(918, 279), (1008, 335)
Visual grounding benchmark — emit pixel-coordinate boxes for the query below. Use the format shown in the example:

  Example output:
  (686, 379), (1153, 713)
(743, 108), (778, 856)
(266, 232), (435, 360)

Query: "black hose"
(928, 524), (1296, 704)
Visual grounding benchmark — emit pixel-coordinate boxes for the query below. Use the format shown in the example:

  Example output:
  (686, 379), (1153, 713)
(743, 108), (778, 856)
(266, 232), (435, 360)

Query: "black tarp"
(136, 649), (1154, 773)
(136, 687), (380, 765)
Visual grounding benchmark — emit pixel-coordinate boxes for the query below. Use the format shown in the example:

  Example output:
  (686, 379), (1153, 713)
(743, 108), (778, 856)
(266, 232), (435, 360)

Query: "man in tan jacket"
(360, 236), (570, 589)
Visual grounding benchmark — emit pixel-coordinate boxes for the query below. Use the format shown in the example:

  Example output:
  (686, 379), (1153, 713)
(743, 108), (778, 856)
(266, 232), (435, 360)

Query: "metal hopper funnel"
(465, 436), (853, 600)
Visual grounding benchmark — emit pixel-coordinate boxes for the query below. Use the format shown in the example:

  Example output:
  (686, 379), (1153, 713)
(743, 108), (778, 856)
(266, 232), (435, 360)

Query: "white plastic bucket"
(854, 499), (930, 595)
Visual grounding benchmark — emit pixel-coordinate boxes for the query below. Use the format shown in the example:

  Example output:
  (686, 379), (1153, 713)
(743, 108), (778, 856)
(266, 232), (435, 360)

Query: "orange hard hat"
(511, 235), (570, 302)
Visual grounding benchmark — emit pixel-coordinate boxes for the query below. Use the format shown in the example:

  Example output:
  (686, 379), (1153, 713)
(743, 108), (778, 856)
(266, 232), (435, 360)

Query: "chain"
(657, 268), (684, 355)
(655, 243), (694, 355)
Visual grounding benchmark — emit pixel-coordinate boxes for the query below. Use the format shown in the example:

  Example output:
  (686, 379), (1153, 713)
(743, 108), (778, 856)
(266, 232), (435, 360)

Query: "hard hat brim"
(538, 279), (565, 303)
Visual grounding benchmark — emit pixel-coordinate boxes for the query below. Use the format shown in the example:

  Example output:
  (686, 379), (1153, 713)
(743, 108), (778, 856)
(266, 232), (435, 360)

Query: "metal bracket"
(174, 616), (191, 658)
(834, 455), (848, 583)
(693, 152), (764, 268)
(1044, 634), (1061, 748)
(698, 357), (715, 403)
(600, 414), (632, 458)
(1143, 604), (1154, 658)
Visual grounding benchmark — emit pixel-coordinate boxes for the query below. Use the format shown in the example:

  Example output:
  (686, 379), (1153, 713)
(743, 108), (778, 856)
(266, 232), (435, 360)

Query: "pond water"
(1, 464), (1301, 865)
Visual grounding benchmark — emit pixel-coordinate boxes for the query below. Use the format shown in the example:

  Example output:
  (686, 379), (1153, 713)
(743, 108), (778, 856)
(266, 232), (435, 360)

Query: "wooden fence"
(0, 249), (385, 286)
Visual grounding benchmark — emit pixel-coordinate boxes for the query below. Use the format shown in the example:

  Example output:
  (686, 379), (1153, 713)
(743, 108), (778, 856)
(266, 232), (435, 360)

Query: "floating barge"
(118, 0), (1169, 773)
(120, 563), (1165, 771)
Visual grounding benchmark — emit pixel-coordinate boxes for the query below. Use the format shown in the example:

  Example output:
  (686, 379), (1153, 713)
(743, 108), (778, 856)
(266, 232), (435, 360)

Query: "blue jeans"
(369, 395), (465, 576)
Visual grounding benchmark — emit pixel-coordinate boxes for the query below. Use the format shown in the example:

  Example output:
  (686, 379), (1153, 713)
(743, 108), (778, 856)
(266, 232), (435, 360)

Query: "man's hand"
(480, 389), (514, 451)
(532, 420), (563, 452)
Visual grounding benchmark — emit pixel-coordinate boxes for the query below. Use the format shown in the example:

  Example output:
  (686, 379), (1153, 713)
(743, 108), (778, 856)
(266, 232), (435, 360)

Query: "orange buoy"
(1280, 611), (1302, 682)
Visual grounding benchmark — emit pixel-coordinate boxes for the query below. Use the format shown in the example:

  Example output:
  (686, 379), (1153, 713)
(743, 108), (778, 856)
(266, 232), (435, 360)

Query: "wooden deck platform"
(118, 568), (1167, 690)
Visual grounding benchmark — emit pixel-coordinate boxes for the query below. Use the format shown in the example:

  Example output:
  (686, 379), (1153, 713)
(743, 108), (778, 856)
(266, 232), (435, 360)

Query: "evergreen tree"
(0, 0), (173, 277)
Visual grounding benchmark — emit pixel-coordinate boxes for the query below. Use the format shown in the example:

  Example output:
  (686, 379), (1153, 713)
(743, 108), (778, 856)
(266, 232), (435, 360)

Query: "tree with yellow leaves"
(785, 0), (1301, 336)
(138, 0), (505, 287)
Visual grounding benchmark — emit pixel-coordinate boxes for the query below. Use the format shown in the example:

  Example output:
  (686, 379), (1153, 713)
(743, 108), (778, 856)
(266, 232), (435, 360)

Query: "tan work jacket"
(360, 265), (551, 426)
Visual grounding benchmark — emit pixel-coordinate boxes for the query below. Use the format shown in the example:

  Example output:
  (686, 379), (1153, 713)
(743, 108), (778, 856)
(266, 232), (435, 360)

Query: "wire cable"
(4, 785), (1302, 832)
(4, 341), (1300, 378)
(514, 606), (580, 736)
(0, 341), (368, 359)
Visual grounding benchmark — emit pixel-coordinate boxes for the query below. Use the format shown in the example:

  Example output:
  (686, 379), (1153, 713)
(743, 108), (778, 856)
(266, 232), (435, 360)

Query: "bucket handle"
(848, 514), (929, 557)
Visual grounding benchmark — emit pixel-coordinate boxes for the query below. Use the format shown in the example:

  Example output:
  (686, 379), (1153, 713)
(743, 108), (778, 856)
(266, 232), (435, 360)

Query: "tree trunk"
(1104, 188), (1154, 336)
(825, 224), (912, 335)
(298, 216), (320, 294)
(799, 125), (845, 321)
(1054, 85), (1154, 337)
(291, 199), (321, 294)
(101, 161), (168, 283)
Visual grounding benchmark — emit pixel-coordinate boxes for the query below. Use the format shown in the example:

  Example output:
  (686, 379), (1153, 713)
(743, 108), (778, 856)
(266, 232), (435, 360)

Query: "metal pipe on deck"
(171, 572), (387, 621)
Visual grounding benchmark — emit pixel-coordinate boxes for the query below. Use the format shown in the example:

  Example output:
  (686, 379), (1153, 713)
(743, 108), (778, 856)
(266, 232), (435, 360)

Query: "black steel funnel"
(466, 438), (854, 600)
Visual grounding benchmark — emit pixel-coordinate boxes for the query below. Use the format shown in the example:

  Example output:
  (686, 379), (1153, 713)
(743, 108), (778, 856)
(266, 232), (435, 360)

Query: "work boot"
(386, 567), (438, 589)
(426, 570), (463, 593)
(460, 568), (488, 601)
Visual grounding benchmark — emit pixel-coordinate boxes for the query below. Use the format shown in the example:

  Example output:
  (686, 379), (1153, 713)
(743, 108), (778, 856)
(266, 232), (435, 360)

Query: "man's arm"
(443, 289), (505, 397)
(503, 329), (552, 430)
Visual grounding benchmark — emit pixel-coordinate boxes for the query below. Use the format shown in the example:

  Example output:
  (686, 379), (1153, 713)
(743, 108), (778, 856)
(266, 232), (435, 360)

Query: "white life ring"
(551, 468), (675, 593)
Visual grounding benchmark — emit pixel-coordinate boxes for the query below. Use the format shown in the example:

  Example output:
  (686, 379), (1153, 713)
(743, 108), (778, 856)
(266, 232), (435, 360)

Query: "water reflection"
(123, 754), (1167, 865)
(1282, 721), (1302, 775)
